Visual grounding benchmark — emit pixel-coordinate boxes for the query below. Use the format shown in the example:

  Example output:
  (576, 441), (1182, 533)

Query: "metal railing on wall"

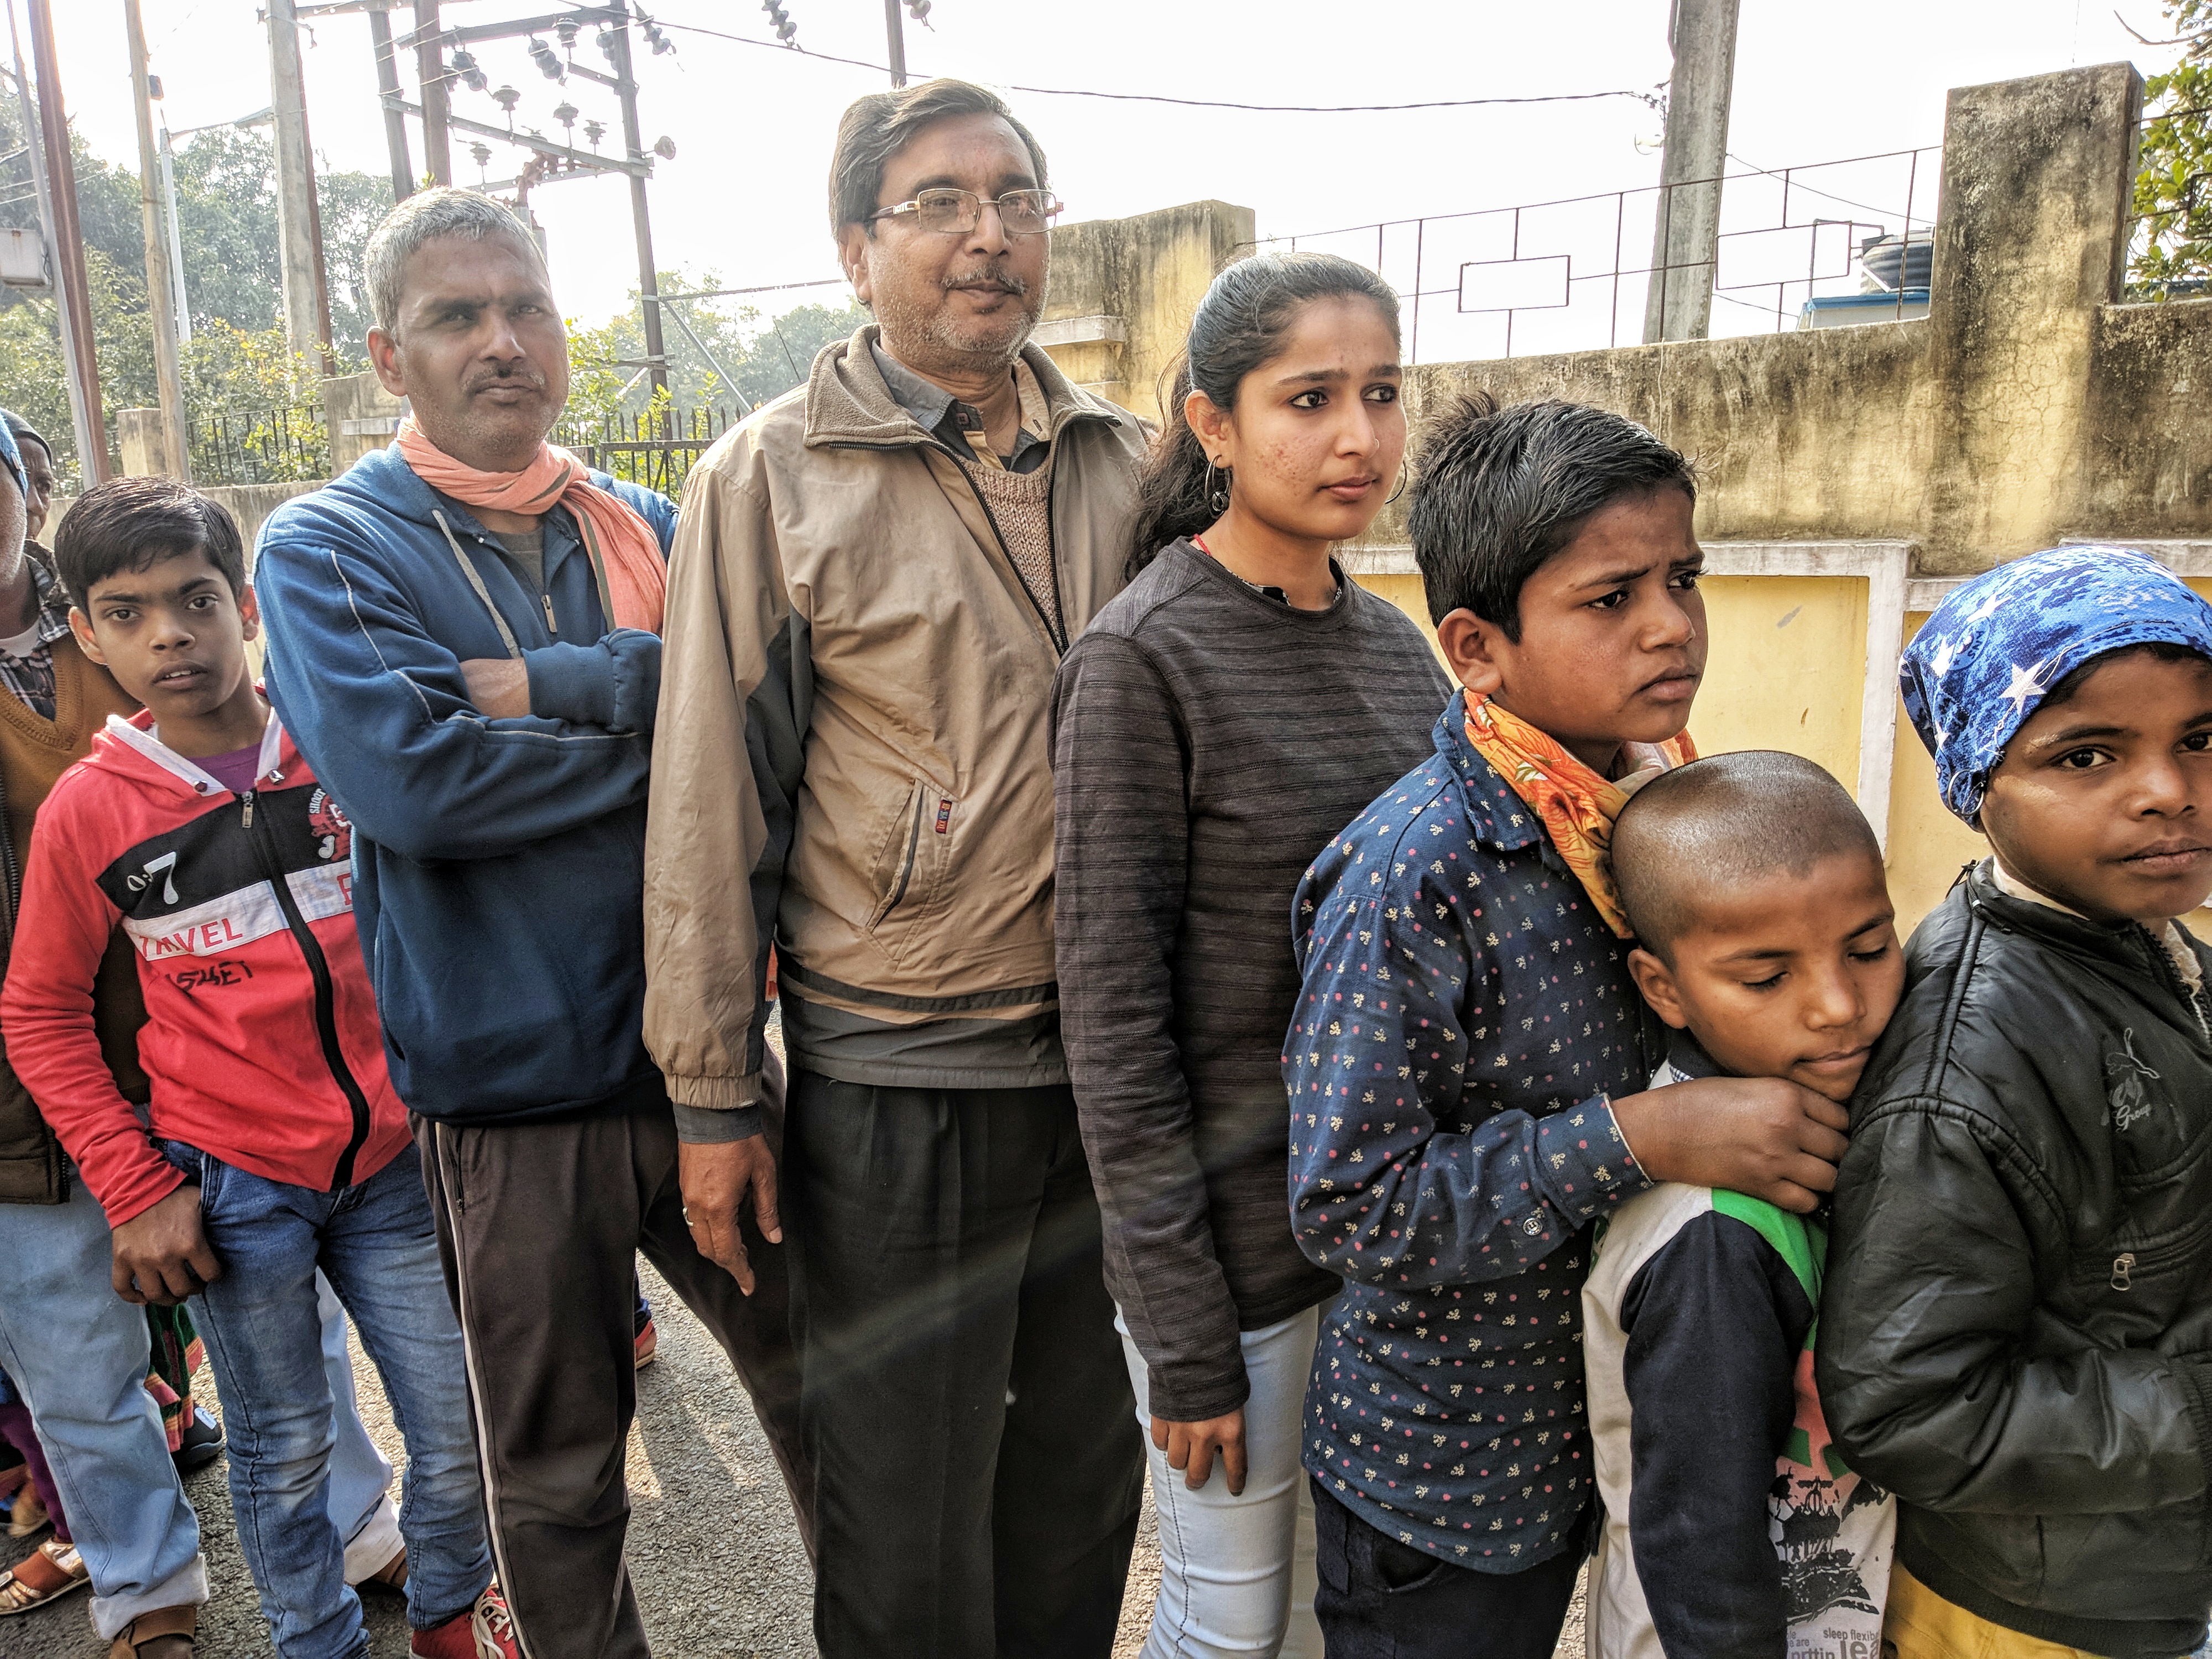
(1244, 145), (1943, 364)
(554, 406), (741, 501)
(189, 406), (330, 487)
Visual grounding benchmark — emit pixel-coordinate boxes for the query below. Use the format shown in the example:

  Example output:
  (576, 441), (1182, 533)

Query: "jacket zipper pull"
(2111, 1251), (2136, 1291)
(240, 789), (255, 830)
(541, 592), (557, 635)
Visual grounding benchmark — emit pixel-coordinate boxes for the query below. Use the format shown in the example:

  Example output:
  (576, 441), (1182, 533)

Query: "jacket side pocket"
(868, 780), (928, 932)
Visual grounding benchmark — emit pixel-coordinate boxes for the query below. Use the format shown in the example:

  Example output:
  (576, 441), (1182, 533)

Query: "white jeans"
(1118, 1305), (1323, 1659)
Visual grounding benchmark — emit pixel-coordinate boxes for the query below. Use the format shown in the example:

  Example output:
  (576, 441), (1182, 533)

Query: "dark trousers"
(1310, 1477), (1580, 1659)
(784, 1071), (1144, 1659)
(414, 1065), (811, 1659)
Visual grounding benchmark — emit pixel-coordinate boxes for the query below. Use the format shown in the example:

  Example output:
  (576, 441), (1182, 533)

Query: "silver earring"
(1205, 460), (1230, 515)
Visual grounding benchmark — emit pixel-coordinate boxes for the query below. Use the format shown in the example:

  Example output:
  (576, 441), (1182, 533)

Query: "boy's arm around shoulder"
(644, 455), (794, 1123)
(0, 776), (180, 1228)
(1285, 810), (1650, 1289)
(254, 507), (653, 862)
(1817, 1032), (2212, 1515)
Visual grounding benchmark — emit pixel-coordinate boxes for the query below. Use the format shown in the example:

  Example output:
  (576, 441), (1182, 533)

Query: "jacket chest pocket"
(865, 779), (957, 963)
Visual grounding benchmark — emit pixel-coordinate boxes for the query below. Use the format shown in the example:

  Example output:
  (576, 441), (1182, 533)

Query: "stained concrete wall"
(46, 482), (320, 561)
(1039, 200), (1255, 421)
(1332, 62), (2188, 580)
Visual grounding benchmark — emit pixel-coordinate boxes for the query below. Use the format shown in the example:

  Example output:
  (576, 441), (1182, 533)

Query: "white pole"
(159, 126), (190, 345)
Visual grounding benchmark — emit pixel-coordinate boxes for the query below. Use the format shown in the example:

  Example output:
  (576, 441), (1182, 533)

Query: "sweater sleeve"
(0, 784), (180, 1227)
(1053, 631), (1244, 1422)
(1619, 1208), (1813, 1659)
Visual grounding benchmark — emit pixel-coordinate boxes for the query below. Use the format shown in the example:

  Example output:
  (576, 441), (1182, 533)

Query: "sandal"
(0, 1537), (89, 1614)
(108, 1601), (196, 1658)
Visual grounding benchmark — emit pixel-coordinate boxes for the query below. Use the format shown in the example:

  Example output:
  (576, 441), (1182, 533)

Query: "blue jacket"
(254, 445), (677, 1125)
(1286, 691), (1660, 1573)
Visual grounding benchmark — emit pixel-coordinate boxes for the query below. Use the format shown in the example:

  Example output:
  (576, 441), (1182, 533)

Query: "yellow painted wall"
(1691, 577), (1867, 791)
(1348, 571), (1984, 936)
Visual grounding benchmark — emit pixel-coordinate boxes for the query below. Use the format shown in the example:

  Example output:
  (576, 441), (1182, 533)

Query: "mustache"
(942, 266), (1030, 296)
(465, 365), (550, 395)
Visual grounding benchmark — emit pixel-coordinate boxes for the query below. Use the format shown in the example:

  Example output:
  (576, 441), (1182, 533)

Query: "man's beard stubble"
(877, 262), (1047, 371)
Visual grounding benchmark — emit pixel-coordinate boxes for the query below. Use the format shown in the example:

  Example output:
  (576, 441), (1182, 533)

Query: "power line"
(651, 18), (1663, 115)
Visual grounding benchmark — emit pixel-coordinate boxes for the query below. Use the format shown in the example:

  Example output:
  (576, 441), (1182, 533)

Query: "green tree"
(2132, 0), (2212, 290)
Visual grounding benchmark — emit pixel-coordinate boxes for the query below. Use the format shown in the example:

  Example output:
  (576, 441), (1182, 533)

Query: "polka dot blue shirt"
(1285, 693), (1658, 1574)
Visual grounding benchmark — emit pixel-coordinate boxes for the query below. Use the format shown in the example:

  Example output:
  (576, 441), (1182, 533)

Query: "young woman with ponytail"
(1051, 252), (1451, 1658)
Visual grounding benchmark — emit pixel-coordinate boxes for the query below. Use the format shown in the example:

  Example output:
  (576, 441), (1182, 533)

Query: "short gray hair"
(364, 187), (546, 335)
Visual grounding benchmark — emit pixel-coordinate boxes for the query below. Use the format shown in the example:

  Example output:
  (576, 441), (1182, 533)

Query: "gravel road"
(3, 1272), (1587, 1658)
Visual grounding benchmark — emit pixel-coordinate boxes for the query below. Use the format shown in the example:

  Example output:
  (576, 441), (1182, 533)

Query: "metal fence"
(189, 406), (330, 487)
(1247, 145), (1944, 364)
(555, 406), (742, 500)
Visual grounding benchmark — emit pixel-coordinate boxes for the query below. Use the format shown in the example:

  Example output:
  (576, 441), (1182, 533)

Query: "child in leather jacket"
(1820, 545), (2212, 1659)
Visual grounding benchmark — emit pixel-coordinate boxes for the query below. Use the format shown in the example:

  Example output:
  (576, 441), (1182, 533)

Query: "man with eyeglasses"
(644, 76), (1148, 1659)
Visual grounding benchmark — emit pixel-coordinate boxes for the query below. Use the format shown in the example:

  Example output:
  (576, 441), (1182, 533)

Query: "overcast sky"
(36, 0), (2192, 341)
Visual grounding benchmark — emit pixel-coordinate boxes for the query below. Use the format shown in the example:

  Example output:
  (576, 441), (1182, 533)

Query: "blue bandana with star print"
(1901, 544), (2212, 824)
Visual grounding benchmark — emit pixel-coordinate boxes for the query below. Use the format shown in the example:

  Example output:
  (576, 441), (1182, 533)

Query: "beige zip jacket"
(643, 326), (1148, 1111)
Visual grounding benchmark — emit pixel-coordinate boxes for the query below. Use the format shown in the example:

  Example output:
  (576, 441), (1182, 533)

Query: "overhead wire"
(646, 17), (1663, 115)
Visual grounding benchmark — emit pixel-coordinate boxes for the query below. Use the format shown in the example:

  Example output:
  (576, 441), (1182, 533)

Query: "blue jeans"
(167, 1138), (490, 1659)
(0, 1172), (207, 1640)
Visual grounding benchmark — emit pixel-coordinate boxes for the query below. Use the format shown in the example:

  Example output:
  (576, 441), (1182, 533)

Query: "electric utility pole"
(1642, 0), (1740, 343)
(368, 5), (414, 199)
(884, 0), (907, 87)
(126, 0), (189, 479)
(414, 0), (451, 185)
(267, 0), (336, 372)
(606, 14), (667, 394)
(23, 0), (108, 483)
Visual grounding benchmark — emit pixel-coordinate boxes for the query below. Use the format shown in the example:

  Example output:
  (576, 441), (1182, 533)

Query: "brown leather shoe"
(107, 1601), (195, 1658)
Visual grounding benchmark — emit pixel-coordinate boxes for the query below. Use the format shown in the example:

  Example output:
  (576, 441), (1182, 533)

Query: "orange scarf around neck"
(1463, 695), (1695, 938)
(395, 418), (666, 635)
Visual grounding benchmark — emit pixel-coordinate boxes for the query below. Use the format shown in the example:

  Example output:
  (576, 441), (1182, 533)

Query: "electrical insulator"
(906, 0), (930, 19)
(596, 28), (618, 63)
(555, 17), (580, 49)
(528, 37), (565, 80)
(762, 1), (796, 45)
(583, 118), (606, 149)
(450, 48), (489, 92)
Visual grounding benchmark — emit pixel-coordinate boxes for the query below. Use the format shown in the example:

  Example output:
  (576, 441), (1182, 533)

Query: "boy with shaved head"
(1584, 750), (1902, 1659)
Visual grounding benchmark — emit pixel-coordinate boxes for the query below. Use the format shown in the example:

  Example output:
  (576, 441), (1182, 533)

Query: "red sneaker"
(409, 1582), (520, 1659)
(472, 1581), (521, 1659)
(633, 1315), (658, 1369)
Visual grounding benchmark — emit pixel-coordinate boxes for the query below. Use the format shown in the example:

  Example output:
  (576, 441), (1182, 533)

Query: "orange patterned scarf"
(1464, 695), (1695, 938)
(395, 419), (666, 635)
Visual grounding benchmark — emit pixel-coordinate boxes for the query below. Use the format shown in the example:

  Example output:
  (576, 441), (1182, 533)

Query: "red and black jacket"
(0, 708), (408, 1227)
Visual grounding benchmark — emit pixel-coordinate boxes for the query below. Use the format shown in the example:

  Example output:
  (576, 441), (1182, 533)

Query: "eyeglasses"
(869, 187), (1064, 237)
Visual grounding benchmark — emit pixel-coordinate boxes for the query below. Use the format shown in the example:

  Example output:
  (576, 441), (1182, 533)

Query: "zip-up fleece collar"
(801, 322), (1124, 452)
(96, 706), (292, 802)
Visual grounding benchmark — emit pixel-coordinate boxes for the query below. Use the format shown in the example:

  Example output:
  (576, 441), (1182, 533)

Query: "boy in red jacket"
(0, 479), (515, 1659)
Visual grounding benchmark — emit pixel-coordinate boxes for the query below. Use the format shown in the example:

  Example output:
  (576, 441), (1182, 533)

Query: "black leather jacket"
(1819, 867), (2212, 1659)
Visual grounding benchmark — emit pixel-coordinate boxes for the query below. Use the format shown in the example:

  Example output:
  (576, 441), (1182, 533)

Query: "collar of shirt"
(1430, 690), (1548, 854)
(870, 341), (1048, 471)
(4, 559), (73, 658)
